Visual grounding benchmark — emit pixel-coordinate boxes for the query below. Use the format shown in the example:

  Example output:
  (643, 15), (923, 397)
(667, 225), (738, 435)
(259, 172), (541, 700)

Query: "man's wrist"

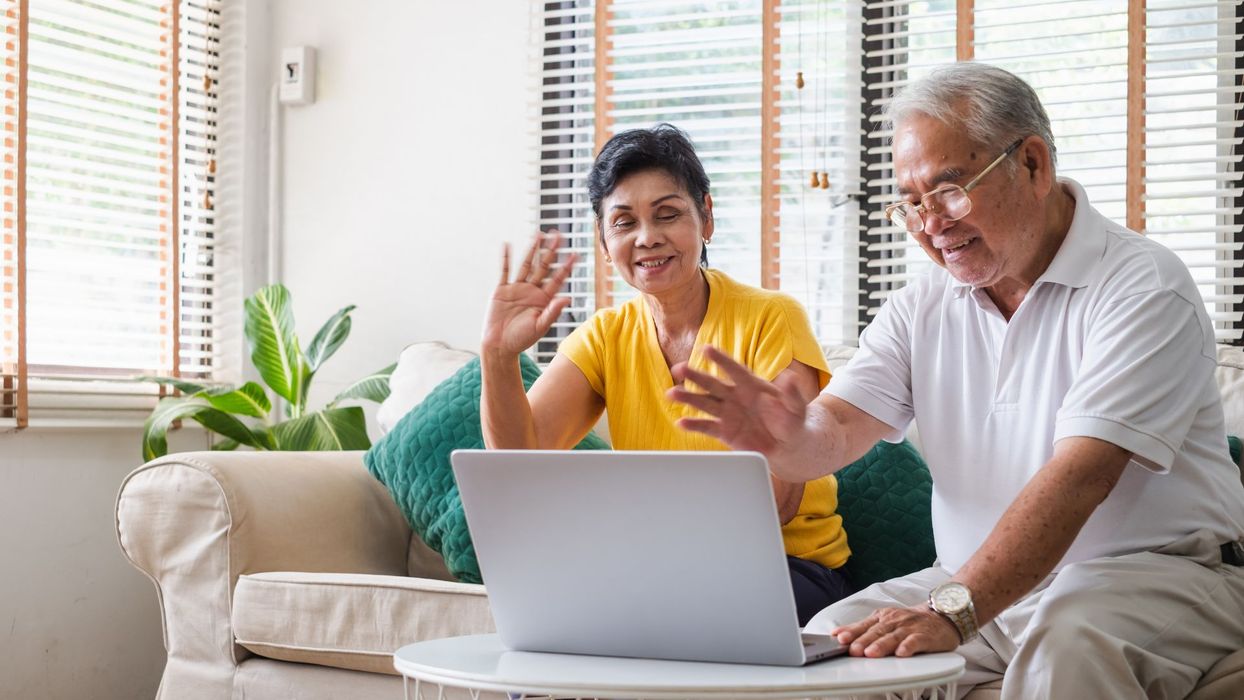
(928, 581), (980, 644)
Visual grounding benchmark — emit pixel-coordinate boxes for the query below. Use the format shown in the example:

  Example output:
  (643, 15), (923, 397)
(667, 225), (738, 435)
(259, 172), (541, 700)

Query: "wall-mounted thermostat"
(280, 46), (316, 106)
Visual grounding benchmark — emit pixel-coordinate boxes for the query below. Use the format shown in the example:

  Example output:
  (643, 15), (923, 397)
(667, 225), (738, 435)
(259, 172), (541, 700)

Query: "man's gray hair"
(882, 63), (1057, 168)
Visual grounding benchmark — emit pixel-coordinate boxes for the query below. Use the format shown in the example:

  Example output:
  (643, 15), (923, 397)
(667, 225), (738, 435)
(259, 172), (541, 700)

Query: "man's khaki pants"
(805, 530), (1244, 699)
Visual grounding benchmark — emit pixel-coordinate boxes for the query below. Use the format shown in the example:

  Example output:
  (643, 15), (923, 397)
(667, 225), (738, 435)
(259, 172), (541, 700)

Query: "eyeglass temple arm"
(961, 138), (1025, 194)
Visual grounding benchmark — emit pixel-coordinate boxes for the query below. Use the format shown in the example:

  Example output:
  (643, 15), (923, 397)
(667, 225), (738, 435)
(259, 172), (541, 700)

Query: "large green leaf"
(329, 363), (396, 407)
(199, 382), (271, 418)
(270, 406), (371, 451)
(193, 408), (268, 449)
(305, 305), (355, 372)
(135, 375), (211, 395)
(142, 397), (266, 461)
(244, 284), (306, 409)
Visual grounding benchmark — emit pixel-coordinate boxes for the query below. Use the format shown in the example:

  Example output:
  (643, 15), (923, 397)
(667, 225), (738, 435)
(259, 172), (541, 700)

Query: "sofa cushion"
(232, 571), (493, 675)
(365, 355), (609, 583)
(377, 341), (478, 436)
(834, 439), (937, 589)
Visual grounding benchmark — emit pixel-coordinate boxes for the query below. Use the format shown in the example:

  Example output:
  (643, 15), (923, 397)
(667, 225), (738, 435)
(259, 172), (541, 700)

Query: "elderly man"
(668, 62), (1244, 698)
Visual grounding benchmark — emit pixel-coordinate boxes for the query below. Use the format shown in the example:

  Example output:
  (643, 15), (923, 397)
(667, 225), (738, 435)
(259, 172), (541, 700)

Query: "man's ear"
(1023, 136), (1055, 199)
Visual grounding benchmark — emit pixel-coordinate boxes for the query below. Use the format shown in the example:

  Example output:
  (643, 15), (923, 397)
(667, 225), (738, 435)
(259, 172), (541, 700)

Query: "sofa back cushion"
(834, 439), (937, 588)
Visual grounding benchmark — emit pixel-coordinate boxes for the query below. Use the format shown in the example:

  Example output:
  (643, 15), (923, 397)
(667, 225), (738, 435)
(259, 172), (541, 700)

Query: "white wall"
(0, 429), (209, 699)
(270, 0), (537, 409)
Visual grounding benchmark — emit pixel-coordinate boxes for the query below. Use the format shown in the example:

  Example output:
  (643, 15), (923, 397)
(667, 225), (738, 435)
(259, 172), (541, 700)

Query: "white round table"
(393, 634), (965, 700)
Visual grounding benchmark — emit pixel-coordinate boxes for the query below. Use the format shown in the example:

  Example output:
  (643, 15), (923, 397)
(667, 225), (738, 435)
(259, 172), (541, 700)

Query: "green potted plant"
(140, 284), (394, 460)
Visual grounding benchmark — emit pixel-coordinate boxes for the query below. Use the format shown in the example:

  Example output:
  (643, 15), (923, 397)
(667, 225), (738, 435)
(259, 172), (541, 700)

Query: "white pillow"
(376, 341), (477, 435)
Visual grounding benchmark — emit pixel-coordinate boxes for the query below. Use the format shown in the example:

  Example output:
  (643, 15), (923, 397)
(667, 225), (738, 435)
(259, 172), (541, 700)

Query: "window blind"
(862, 0), (1244, 341)
(860, 0), (956, 321)
(605, 0), (768, 295)
(775, 0), (864, 344)
(534, 0), (598, 365)
(0, 0), (221, 428)
(1143, 0), (1244, 341)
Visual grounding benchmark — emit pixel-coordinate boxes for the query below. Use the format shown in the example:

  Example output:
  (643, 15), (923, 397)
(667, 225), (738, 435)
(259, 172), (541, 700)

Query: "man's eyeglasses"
(884, 138), (1024, 234)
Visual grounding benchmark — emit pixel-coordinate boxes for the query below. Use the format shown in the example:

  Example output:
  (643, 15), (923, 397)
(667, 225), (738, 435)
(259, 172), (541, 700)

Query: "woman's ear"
(597, 220), (612, 263)
(702, 193), (715, 243)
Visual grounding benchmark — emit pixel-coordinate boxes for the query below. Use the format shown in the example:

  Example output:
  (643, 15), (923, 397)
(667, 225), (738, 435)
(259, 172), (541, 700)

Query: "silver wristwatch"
(928, 581), (980, 644)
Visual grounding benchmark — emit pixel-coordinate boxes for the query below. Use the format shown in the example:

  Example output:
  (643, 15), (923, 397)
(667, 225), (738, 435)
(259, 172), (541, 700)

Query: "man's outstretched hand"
(666, 346), (808, 456)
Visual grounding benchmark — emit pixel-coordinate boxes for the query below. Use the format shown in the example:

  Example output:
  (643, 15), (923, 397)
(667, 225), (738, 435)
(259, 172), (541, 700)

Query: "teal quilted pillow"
(365, 355), (610, 583)
(835, 439), (936, 589)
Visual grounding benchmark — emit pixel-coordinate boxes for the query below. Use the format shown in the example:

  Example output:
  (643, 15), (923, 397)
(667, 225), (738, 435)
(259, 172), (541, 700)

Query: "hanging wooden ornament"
(796, 71), (805, 89)
(819, 172), (829, 190)
(810, 170), (819, 188)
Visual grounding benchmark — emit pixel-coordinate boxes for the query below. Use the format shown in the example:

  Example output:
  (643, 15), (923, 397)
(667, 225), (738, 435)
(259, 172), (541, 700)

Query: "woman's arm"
(481, 232), (601, 449)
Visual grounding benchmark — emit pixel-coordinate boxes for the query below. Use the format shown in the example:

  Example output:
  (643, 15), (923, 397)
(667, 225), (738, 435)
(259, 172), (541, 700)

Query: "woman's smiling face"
(599, 168), (713, 296)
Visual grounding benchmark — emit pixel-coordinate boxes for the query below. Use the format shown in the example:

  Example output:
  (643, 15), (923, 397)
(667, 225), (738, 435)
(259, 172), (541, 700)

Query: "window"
(535, 0), (1244, 354)
(863, 0), (1243, 342)
(0, 0), (221, 428)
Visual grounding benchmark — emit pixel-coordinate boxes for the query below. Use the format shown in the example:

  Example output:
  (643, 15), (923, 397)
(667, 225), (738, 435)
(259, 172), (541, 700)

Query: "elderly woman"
(480, 124), (850, 623)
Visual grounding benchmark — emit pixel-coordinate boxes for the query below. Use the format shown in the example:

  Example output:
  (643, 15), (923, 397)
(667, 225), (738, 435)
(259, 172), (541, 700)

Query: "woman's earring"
(703, 238), (710, 246)
(603, 254), (612, 263)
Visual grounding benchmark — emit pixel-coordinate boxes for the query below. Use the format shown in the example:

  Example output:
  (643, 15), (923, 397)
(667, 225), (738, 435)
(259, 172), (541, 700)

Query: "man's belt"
(1222, 540), (1244, 567)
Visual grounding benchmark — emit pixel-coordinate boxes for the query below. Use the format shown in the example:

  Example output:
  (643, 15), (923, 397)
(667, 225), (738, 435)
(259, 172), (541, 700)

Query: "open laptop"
(450, 449), (846, 666)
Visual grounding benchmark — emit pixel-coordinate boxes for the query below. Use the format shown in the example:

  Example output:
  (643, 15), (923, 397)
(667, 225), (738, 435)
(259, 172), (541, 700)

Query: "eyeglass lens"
(890, 187), (972, 233)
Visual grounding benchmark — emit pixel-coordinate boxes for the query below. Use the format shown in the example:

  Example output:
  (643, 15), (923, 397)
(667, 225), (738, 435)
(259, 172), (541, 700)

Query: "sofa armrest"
(115, 450), (410, 674)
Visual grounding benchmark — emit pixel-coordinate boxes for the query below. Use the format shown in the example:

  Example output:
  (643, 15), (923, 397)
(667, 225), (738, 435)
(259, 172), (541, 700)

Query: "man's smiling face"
(892, 113), (1045, 292)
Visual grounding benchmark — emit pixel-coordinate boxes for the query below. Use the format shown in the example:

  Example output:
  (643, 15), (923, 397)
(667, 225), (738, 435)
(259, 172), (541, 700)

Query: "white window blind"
(775, 0), (864, 344)
(860, 0), (956, 317)
(535, 0), (1244, 352)
(535, 0), (869, 359)
(606, 0), (767, 294)
(0, 0), (221, 428)
(534, 0), (599, 365)
(862, 0), (1244, 341)
(1143, 0), (1244, 341)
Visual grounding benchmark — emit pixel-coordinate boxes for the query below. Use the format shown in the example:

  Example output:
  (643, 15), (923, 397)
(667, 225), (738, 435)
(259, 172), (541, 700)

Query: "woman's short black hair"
(587, 124), (711, 266)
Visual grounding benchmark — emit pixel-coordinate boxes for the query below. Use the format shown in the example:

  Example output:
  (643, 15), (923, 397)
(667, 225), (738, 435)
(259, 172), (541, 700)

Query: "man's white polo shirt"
(827, 178), (1244, 573)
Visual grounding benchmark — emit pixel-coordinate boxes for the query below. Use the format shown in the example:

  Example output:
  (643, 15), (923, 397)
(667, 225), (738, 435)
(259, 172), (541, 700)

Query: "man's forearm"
(953, 437), (1131, 624)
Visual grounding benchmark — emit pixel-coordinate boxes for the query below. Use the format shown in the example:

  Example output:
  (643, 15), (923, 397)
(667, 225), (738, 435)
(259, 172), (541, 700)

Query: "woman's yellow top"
(558, 268), (850, 570)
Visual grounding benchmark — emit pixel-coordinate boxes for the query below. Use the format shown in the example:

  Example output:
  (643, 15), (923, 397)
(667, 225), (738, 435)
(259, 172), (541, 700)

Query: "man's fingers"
(672, 363), (733, 397)
(666, 386), (722, 416)
(772, 368), (811, 414)
(863, 632), (904, 658)
(703, 346), (783, 396)
(676, 417), (722, 438)
(895, 633), (933, 658)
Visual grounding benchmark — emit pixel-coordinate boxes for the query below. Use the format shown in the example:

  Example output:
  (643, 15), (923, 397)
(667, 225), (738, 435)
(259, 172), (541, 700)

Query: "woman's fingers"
(536, 295), (572, 332)
(515, 231), (542, 283)
(499, 243), (511, 286)
(541, 252), (580, 297)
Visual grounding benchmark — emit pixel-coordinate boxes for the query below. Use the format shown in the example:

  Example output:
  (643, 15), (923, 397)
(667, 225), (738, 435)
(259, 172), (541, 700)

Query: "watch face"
(933, 582), (970, 612)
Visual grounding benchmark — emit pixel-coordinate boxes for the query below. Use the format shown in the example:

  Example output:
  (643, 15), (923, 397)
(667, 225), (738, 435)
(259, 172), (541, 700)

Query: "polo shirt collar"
(948, 177), (1104, 298)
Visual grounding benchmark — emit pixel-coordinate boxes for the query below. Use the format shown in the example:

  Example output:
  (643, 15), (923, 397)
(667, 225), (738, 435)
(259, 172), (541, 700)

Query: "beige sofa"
(115, 343), (1244, 699)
